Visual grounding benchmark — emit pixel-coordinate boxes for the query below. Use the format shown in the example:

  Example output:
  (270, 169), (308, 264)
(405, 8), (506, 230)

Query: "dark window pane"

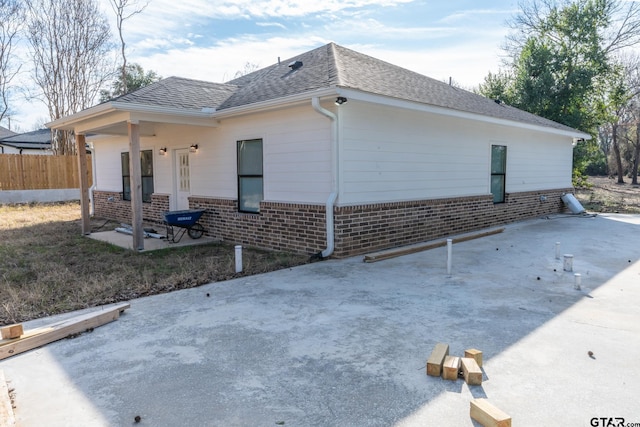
(491, 175), (505, 203)
(491, 145), (506, 174)
(121, 150), (153, 203)
(238, 139), (263, 175)
(238, 177), (263, 213)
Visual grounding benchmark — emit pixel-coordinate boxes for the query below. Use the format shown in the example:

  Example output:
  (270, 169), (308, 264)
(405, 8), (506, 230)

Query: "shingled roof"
(114, 42), (581, 134)
(0, 128), (51, 150)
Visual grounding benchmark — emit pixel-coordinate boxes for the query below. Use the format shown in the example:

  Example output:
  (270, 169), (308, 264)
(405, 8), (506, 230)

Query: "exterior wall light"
(190, 144), (199, 153)
(335, 96), (347, 106)
(159, 147), (167, 155)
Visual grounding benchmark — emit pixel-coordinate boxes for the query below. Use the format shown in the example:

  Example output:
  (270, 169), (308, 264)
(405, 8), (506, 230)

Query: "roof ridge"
(327, 42), (343, 86)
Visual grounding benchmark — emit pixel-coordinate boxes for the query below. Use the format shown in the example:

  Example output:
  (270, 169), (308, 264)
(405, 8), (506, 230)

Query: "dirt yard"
(574, 175), (640, 214)
(0, 203), (309, 325)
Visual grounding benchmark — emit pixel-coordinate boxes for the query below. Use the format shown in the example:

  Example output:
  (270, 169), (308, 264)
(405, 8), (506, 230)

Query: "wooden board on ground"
(0, 370), (15, 427)
(0, 303), (130, 361)
(461, 357), (483, 385)
(0, 325), (23, 340)
(426, 343), (449, 377)
(363, 227), (504, 262)
(442, 355), (460, 381)
(470, 398), (511, 427)
(465, 348), (483, 367)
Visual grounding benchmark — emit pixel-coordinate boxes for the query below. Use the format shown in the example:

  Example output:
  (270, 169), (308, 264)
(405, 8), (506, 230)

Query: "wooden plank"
(0, 325), (23, 340)
(442, 355), (460, 381)
(461, 357), (483, 385)
(363, 228), (504, 262)
(470, 398), (511, 427)
(0, 303), (130, 360)
(0, 370), (16, 427)
(426, 343), (449, 377)
(465, 348), (483, 368)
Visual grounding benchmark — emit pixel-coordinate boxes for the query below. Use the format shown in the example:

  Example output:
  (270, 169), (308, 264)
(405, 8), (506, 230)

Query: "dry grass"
(574, 176), (640, 214)
(0, 202), (309, 325)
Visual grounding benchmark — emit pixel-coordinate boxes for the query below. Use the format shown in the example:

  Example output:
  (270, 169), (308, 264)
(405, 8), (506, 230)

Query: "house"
(47, 42), (590, 257)
(0, 129), (52, 155)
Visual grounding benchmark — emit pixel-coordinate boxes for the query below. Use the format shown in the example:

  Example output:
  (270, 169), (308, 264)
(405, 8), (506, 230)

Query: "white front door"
(174, 149), (191, 210)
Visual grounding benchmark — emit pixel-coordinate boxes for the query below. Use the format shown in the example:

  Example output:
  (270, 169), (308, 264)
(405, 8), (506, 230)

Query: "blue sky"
(8, 0), (520, 131)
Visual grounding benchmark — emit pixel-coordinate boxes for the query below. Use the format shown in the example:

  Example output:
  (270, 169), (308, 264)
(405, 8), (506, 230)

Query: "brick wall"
(93, 188), (572, 258)
(93, 191), (169, 224)
(190, 197), (326, 254)
(332, 188), (572, 257)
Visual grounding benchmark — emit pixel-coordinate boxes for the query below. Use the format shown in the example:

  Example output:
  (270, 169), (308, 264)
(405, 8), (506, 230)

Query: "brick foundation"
(93, 191), (169, 224)
(92, 188), (572, 258)
(332, 189), (572, 257)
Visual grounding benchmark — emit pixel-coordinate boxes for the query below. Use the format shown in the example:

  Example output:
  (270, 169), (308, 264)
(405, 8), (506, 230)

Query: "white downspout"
(312, 97), (338, 258)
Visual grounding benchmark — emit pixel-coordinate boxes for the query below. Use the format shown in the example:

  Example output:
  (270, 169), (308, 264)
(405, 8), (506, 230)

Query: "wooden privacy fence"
(0, 154), (92, 191)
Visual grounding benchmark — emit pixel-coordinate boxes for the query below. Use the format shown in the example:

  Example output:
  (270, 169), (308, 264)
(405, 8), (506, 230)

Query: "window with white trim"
(237, 139), (263, 213)
(121, 150), (154, 203)
(491, 145), (506, 203)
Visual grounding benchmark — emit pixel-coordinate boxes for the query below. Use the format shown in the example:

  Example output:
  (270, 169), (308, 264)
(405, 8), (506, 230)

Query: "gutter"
(312, 97), (338, 259)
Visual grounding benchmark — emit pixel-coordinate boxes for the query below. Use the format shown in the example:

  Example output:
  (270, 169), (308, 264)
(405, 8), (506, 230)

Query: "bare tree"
(234, 62), (261, 79)
(0, 0), (23, 126)
(109, 0), (148, 95)
(25, 0), (113, 155)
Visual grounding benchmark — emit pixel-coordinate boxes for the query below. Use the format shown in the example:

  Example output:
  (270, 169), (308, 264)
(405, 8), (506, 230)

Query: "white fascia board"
(212, 88), (338, 119)
(337, 88), (592, 140)
(46, 103), (115, 130)
(46, 102), (218, 131)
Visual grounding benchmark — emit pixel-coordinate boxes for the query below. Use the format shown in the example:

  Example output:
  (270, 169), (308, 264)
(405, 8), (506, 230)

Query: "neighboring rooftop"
(111, 42), (582, 134)
(0, 125), (16, 139)
(0, 128), (52, 151)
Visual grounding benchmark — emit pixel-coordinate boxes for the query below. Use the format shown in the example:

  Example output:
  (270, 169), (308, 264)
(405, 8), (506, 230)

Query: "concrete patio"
(1, 213), (639, 426)
(87, 228), (218, 251)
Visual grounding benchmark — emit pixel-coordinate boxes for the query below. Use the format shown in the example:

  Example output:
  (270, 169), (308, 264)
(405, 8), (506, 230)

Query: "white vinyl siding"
(339, 102), (573, 205)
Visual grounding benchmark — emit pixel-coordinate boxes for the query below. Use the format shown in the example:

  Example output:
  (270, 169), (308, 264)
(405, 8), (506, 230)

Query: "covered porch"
(47, 101), (218, 251)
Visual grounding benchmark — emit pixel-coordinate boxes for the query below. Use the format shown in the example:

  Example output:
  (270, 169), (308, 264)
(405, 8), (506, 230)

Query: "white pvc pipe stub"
(555, 242), (561, 260)
(235, 245), (243, 273)
(574, 273), (582, 290)
(563, 254), (573, 272)
(446, 239), (452, 275)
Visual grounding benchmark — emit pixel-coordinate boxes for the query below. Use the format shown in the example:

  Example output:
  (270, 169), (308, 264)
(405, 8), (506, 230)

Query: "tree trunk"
(612, 123), (625, 183)
(632, 122), (640, 185)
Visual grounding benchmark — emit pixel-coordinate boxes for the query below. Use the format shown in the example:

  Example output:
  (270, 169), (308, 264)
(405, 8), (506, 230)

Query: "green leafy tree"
(478, 0), (640, 177)
(100, 63), (161, 102)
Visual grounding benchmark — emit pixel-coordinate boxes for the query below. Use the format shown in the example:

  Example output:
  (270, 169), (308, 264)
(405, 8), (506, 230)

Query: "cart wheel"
(187, 223), (205, 239)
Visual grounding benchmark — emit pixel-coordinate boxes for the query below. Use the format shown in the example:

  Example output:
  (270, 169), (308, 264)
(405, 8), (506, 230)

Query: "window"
(237, 139), (263, 213)
(121, 150), (154, 203)
(491, 145), (506, 203)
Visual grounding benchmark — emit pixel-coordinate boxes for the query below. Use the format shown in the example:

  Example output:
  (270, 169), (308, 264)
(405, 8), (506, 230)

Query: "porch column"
(128, 121), (144, 250)
(75, 133), (91, 235)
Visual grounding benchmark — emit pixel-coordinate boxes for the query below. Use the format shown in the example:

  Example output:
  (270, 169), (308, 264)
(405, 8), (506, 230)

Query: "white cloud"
(256, 22), (288, 30)
(439, 8), (516, 24)
(137, 35), (329, 82)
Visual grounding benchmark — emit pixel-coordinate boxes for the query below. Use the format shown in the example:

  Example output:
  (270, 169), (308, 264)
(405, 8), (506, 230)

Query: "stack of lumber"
(0, 302), (130, 361)
(426, 343), (483, 385)
(425, 343), (511, 427)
